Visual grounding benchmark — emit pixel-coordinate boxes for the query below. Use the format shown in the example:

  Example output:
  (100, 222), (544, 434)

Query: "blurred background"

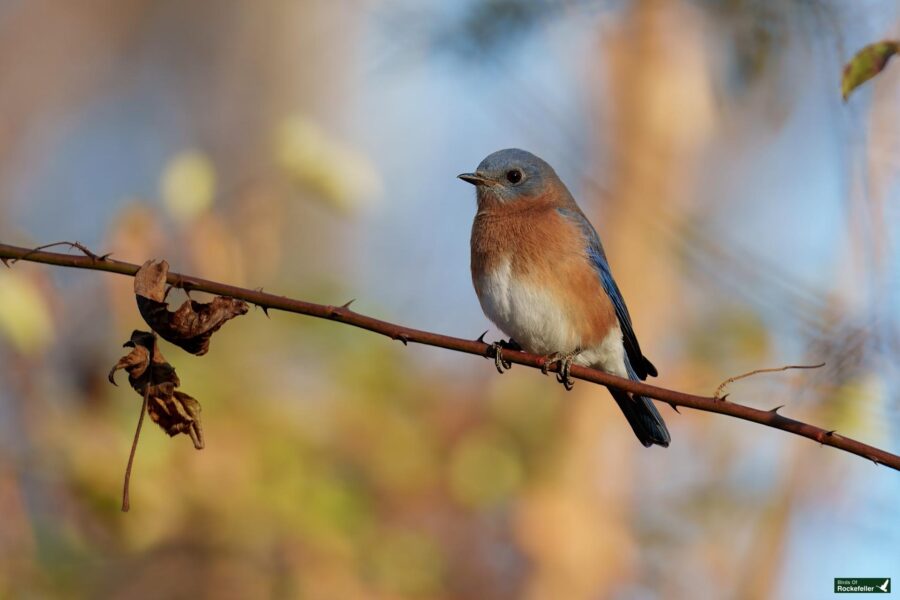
(0, 1), (898, 598)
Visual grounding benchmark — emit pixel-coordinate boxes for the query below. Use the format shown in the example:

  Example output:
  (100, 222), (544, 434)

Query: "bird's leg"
(541, 350), (581, 391)
(556, 353), (578, 390)
(489, 338), (522, 374)
(540, 353), (562, 375)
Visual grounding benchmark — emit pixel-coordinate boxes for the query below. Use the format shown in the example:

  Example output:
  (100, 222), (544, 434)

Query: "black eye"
(506, 169), (522, 184)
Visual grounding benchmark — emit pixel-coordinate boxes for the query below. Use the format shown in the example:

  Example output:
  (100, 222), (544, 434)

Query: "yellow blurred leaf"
(448, 427), (523, 509)
(365, 413), (438, 493)
(822, 375), (885, 440)
(842, 40), (900, 101)
(275, 114), (382, 214)
(161, 150), (216, 223)
(0, 270), (53, 355)
(368, 529), (444, 596)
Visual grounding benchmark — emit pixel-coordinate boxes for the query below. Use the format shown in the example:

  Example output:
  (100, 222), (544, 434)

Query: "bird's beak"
(457, 172), (491, 186)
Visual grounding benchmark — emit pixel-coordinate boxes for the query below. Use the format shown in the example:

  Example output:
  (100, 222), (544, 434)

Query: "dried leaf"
(149, 391), (204, 450)
(109, 330), (204, 449)
(134, 259), (248, 355)
(110, 331), (204, 511)
(842, 40), (900, 101)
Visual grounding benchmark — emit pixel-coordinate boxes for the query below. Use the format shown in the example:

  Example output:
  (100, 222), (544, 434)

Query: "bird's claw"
(540, 354), (557, 376)
(556, 358), (576, 391)
(541, 351), (579, 390)
(494, 345), (512, 374)
(488, 339), (521, 374)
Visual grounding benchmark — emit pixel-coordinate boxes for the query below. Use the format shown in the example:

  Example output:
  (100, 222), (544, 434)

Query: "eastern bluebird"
(459, 148), (670, 447)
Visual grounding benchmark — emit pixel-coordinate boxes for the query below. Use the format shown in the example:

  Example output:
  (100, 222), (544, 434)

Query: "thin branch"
(714, 363), (827, 399)
(8, 240), (111, 264)
(1, 241), (898, 472)
(122, 382), (149, 512)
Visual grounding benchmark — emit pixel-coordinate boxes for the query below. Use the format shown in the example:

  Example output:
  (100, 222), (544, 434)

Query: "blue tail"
(611, 362), (670, 447)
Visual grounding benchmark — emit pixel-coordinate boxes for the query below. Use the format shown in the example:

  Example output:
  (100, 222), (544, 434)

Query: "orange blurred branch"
(1, 241), (898, 472)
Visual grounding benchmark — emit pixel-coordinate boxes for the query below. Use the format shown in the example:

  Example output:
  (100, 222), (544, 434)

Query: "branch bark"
(1, 241), (897, 472)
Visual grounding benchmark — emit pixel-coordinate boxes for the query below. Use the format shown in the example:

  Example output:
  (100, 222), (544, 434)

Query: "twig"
(9, 240), (110, 265)
(122, 381), (150, 512)
(714, 363), (827, 399)
(1, 241), (898, 472)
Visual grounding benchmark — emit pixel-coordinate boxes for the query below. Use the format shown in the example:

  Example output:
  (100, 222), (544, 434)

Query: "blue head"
(458, 148), (570, 208)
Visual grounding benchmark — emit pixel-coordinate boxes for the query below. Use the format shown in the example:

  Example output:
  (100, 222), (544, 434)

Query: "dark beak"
(457, 172), (490, 186)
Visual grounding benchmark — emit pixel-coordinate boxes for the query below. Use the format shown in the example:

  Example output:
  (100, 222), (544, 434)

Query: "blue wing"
(558, 207), (657, 380)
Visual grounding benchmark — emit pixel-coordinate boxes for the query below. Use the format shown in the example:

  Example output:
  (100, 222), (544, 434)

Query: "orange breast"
(471, 201), (617, 350)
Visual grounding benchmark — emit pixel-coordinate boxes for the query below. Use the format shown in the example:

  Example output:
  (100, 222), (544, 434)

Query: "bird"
(878, 580), (890, 593)
(459, 148), (670, 447)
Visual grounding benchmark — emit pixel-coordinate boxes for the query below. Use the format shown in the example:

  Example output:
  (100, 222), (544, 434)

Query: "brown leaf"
(134, 259), (248, 355)
(148, 391), (204, 450)
(109, 330), (204, 449)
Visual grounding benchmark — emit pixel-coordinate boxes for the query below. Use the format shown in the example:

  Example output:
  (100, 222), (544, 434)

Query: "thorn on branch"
(341, 299), (355, 309)
(476, 330), (489, 344)
(1, 257), (9, 268)
(714, 362), (826, 399)
(817, 429), (838, 446)
(252, 288), (272, 318)
(395, 333), (409, 346)
(668, 403), (680, 414)
(768, 405), (785, 414)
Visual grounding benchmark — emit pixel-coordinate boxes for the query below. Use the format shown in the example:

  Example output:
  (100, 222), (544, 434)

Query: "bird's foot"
(541, 350), (581, 391)
(488, 338), (522, 374)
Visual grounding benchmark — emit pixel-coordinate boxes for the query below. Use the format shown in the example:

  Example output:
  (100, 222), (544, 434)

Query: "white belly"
(573, 327), (628, 378)
(476, 259), (628, 377)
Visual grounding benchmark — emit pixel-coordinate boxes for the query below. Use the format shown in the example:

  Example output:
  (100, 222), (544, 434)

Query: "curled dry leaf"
(134, 259), (248, 355)
(109, 330), (204, 449)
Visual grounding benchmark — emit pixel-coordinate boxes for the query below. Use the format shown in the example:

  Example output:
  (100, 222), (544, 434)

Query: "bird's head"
(458, 148), (566, 209)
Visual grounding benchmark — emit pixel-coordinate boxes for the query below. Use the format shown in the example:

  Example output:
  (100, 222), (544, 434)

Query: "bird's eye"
(506, 169), (522, 184)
